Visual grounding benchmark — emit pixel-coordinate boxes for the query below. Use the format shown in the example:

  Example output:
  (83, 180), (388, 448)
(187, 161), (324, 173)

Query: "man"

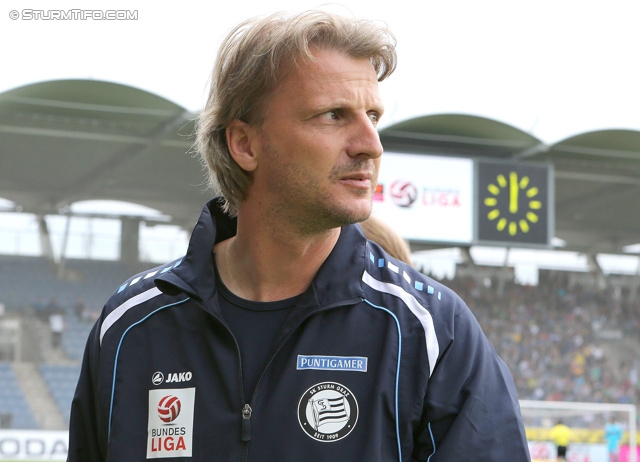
(68, 10), (530, 461)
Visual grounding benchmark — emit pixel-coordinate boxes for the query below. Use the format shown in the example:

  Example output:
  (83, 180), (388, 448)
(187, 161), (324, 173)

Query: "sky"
(2, 0), (640, 144)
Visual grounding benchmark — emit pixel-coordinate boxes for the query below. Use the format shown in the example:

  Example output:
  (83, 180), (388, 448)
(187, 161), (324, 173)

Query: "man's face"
(248, 47), (384, 234)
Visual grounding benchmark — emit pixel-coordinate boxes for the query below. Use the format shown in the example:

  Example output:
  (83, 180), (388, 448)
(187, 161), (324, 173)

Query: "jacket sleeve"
(67, 320), (107, 462)
(413, 295), (530, 461)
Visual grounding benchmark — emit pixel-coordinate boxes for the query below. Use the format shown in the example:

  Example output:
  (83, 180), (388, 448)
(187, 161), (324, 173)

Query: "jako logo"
(390, 180), (418, 207)
(157, 395), (181, 423)
(167, 372), (192, 383)
(152, 371), (164, 385)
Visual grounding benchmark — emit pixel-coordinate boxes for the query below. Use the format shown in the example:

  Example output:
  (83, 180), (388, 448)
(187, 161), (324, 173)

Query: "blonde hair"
(195, 10), (397, 216)
(360, 215), (412, 265)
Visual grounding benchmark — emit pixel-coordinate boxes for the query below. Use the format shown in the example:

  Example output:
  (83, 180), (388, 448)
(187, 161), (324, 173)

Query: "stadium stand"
(0, 254), (153, 312)
(40, 364), (82, 426)
(61, 313), (94, 361)
(0, 255), (155, 429)
(0, 363), (38, 429)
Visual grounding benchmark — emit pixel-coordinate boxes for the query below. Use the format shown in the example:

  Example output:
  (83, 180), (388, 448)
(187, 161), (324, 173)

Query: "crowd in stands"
(446, 269), (640, 409)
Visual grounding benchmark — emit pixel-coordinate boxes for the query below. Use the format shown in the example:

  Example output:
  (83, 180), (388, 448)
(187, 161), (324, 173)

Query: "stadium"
(2, 1), (640, 460)
(0, 77), (639, 461)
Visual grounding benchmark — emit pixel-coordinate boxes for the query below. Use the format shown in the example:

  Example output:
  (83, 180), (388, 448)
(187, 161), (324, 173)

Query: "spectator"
(73, 298), (88, 321)
(48, 306), (64, 348)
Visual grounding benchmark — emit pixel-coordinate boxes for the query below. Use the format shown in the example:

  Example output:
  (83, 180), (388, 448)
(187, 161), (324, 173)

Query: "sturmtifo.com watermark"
(9, 9), (138, 20)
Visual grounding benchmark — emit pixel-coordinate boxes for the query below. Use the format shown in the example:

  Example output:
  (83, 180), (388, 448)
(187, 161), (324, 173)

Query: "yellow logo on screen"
(483, 172), (542, 236)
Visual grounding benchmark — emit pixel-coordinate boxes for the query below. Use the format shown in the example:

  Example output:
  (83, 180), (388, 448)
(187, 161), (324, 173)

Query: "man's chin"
(334, 201), (373, 226)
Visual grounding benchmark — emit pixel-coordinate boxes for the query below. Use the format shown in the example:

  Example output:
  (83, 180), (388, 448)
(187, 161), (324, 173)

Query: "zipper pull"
(241, 404), (252, 442)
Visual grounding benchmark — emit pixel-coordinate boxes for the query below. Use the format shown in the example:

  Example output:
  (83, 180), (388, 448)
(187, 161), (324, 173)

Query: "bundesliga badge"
(297, 382), (358, 442)
(147, 388), (195, 458)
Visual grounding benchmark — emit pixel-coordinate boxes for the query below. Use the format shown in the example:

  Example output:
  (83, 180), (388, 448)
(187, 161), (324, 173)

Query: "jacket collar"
(156, 198), (367, 307)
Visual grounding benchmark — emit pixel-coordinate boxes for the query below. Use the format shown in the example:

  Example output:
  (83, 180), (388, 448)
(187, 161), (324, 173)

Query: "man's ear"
(226, 120), (259, 172)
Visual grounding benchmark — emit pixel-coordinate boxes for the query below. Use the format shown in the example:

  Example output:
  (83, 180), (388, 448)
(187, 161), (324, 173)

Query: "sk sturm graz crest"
(297, 382), (358, 442)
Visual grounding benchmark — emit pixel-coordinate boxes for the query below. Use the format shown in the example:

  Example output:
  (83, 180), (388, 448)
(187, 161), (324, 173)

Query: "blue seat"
(39, 364), (81, 425)
(0, 364), (38, 429)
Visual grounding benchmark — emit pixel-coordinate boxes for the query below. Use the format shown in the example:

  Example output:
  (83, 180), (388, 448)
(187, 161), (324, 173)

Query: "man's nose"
(346, 113), (384, 159)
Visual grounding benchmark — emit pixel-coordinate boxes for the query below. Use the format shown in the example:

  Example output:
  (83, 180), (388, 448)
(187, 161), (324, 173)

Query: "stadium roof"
(2, 79), (640, 256)
(0, 79), (207, 229)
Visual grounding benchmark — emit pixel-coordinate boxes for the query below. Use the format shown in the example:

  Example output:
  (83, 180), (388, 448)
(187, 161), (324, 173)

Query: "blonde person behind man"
(359, 214), (412, 265)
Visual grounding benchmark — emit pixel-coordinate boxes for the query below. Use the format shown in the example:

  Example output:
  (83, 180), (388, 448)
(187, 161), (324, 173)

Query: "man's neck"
(214, 212), (340, 302)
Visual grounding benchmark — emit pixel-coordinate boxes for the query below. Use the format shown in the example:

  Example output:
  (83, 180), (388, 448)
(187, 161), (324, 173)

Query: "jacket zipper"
(245, 299), (363, 410)
(239, 298), (362, 461)
(191, 301), (252, 458)
(194, 297), (362, 462)
(241, 403), (252, 442)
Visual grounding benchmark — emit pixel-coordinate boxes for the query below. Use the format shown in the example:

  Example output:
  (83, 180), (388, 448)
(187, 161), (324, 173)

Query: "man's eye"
(368, 112), (379, 125)
(325, 110), (338, 120)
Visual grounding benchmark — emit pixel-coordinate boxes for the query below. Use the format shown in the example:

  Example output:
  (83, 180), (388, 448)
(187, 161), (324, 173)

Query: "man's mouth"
(339, 172), (374, 188)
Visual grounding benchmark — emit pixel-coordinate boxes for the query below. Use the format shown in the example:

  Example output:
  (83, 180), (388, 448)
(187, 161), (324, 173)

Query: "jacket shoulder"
(362, 240), (462, 312)
(95, 258), (189, 347)
(103, 257), (185, 316)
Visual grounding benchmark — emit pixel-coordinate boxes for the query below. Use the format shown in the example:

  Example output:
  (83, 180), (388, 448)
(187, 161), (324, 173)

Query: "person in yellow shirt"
(549, 420), (572, 461)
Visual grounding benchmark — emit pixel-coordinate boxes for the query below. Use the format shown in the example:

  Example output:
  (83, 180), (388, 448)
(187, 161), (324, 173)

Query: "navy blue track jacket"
(68, 199), (530, 461)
